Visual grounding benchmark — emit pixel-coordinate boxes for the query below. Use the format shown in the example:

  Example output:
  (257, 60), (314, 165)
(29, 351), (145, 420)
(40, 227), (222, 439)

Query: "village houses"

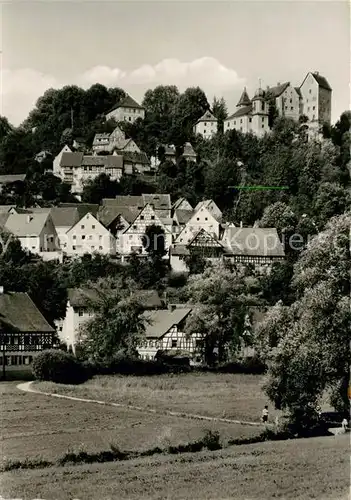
(194, 110), (218, 139)
(105, 94), (145, 123)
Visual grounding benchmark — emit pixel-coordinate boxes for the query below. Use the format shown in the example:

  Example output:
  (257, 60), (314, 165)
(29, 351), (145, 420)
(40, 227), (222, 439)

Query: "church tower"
(236, 87), (251, 108)
(251, 86), (269, 137)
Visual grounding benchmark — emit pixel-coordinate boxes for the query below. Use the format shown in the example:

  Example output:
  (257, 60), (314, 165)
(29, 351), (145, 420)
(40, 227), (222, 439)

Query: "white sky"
(1, 0), (350, 125)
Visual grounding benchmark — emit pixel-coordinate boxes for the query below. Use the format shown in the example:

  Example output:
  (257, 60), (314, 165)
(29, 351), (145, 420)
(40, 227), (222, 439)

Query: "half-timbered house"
(137, 306), (202, 363)
(0, 290), (55, 377)
(174, 201), (221, 245)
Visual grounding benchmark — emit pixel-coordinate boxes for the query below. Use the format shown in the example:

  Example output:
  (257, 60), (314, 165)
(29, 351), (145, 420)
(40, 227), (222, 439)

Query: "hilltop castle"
(224, 71), (332, 138)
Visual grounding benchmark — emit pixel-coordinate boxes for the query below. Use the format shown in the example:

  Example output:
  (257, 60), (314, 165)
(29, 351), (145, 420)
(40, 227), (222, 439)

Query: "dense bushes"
(32, 349), (88, 384)
(198, 356), (266, 375)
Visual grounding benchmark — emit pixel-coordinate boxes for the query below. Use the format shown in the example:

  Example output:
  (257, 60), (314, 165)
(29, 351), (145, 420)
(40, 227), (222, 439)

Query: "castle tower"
(236, 87), (251, 108)
(251, 86), (269, 137)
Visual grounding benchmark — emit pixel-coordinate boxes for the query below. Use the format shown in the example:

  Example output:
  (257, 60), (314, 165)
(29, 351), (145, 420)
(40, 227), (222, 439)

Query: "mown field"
(1, 374), (347, 500)
(1, 433), (349, 500)
(36, 372), (281, 422)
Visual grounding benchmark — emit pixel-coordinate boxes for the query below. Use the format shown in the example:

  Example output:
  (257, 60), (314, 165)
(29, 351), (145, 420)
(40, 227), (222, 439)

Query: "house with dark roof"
(56, 152), (123, 194)
(222, 227), (285, 266)
(106, 94), (145, 123)
(194, 110), (218, 139)
(0, 290), (55, 376)
(56, 287), (163, 351)
(138, 306), (202, 362)
(3, 212), (61, 260)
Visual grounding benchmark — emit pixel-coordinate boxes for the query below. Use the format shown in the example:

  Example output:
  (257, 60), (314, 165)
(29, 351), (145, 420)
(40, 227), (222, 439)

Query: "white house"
(53, 145), (72, 176)
(57, 288), (163, 352)
(194, 110), (218, 139)
(138, 306), (202, 363)
(3, 212), (61, 260)
(172, 198), (193, 212)
(266, 82), (301, 122)
(92, 126), (141, 154)
(63, 212), (116, 257)
(106, 95), (145, 123)
(174, 201), (221, 245)
(118, 203), (172, 257)
(56, 152), (124, 194)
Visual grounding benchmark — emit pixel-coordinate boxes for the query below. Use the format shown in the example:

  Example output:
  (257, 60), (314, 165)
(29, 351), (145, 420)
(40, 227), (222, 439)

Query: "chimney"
(0, 286), (4, 294)
(27, 215), (33, 223)
(315, 71), (319, 75)
(240, 221), (243, 228)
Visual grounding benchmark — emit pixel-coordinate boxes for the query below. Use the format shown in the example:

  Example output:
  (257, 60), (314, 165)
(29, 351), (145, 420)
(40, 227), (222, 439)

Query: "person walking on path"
(262, 405), (269, 423)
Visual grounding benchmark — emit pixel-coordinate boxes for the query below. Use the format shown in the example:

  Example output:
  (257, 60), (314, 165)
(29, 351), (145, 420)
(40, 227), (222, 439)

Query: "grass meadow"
(0, 373), (348, 499)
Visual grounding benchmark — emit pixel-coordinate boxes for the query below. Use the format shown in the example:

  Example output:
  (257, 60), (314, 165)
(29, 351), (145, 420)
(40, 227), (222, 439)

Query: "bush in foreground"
(32, 349), (88, 384)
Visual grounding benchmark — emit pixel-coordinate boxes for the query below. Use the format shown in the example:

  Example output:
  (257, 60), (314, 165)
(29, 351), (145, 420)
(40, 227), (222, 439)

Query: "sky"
(1, 0), (350, 126)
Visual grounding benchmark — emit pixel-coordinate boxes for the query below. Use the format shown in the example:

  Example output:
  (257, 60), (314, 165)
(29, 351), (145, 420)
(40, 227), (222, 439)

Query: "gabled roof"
(0, 205), (16, 213)
(0, 174), (26, 184)
(294, 87), (302, 98)
(0, 292), (54, 332)
(172, 198), (193, 211)
(102, 196), (144, 209)
(58, 203), (99, 218)
(59, 153), (123, 169)
(98, 205), (139, 227)
(66, 212), (110, 235)
(237, 88), (251, 107)
(50, 207), (81, 228)
(122, 152), (150, 165)
(197, 110), (217, 123)
(68, 288), (162, 310)
(142, 308), (192, 338)
(108, 94), (144, 113)
(311, 72), (332, 91)
(174, 209), (194, 225)
(142, 194), (171, 211)
(266, 82), (290, 99)
(226, 105), (252, 120)
(183, 142), (196, 157)
(4, 212), (52, 237)
(60, 152), (84, 167)
(188, 228), (225, 249)
(223, 227), (285, 257)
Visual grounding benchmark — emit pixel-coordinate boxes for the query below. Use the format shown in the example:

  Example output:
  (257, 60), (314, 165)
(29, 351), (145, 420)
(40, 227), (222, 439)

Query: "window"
(129, 117), (132, 121)
(78, 309), (84, 316)
(205, 217), (208, 221)
(309, 89), (312, 94)
(72, 246), (76, 250)
(196, 217), (200, 221)
(312, 106), (315, 110)
(140, 215), (144, 220)
(262, 124), (264, 128)
(129, 235), (133, 240)
(91, 246), (95, 250)
(312, 114), (315, 120)
(234, 121), (236, 125)
(171, 340), (177, 348)
(204, 122), (207, 126)
(81, 235), (85, 240)
(88, 235), (92, 240)
(261, 117), (264, 122)
(99, 246), (103, 250)
(92, 225), (95, 229)
(290, 98), (292, 103)
(240, 119), (243, 123)
(99, 235), (102, 240)
(151, 215), (155, 220)
(133, 225), (137, 229)
(249, 118), (252, 123)
(204, 129), (206, 134)
(291, 107), (294, 111)
(81, 225), (85, 229)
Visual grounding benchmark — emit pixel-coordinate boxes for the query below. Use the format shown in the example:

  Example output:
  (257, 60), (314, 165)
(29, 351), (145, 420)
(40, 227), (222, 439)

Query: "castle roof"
(226, 105), (252, 120)
(311, 73), (332, 91)
(197, 110), (217, 123)
(236, 88), (251, 107)
(108, 94), (144, 114)
(266, 82), (290, 98)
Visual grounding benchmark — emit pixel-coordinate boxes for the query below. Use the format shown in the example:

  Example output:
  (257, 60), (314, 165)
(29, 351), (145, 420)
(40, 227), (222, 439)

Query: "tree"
(171, 87), (209, 144)
(81, 173), (120, 204)
(142, 224), (167, 259)
(182, 252), (207, 275)
(312, 182), (350, 229)
(257, 213), (351, 429)
(212, 96), (228, 134)
(0, 116), (13, 142)
(79, 278), (146, 360)
(185, 268), (261, 365)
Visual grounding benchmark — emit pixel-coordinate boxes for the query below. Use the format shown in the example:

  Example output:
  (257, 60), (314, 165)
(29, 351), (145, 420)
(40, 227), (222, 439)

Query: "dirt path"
(17, 381), (263, 427)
